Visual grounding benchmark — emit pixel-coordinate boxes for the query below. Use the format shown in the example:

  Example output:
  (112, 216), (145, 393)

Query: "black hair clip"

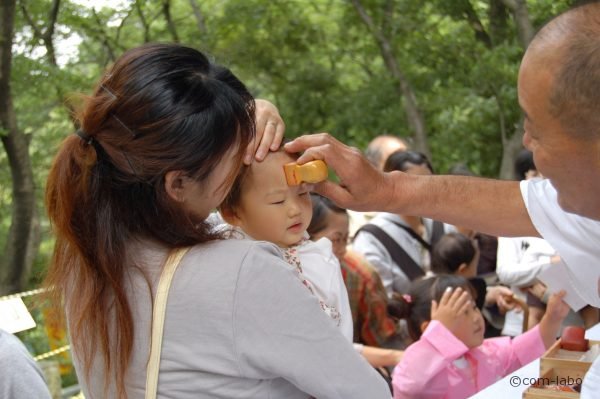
(76, 129), (94, 145)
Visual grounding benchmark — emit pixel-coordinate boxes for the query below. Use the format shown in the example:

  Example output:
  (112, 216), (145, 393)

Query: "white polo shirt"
(521, 179), (600, 308)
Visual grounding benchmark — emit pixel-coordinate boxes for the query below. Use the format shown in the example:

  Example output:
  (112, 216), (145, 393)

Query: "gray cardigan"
(74, 238), (390, 399)
(0, 329), (52, 399)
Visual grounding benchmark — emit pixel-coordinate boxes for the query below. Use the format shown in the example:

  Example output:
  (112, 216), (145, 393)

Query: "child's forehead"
(430, 280), (478, 302)
(251, 152), (295, 173)
(247, 151), (296, 185)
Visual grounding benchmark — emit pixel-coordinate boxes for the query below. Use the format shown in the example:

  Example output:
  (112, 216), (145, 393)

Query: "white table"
(472, 323), (600, 398)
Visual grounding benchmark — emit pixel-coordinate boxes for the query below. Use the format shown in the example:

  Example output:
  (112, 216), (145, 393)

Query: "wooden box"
(539, 339), (599, 376)
(522, 339), (599, 398)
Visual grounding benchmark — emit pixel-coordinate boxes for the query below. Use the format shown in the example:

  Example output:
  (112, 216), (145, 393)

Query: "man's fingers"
(284, 132), (389, 213)
(293, 143), (330, 165)
(284, 132), (334, 154)
(311, 181), (355, 207)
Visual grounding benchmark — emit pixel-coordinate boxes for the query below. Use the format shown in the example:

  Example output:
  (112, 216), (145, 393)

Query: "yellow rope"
(0, 287), (47, 301)
(33, 345), (71, 361)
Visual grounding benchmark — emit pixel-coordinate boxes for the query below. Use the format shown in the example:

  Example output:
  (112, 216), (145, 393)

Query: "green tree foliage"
(3, 0), (577, 303)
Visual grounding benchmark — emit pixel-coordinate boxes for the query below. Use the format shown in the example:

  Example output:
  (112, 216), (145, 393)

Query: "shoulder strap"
(388, 220), (435, 252)
(430, 220), (445, 248)
(145, 246), (192, 399)
(356, 224), (425, 281)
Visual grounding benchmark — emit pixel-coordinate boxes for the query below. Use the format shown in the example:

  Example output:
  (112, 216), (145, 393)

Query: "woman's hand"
(244, 99), (285, 164)
(284, 133), (396, 211)
(431, 287), (473, 334)
(485, 285), (519, 314)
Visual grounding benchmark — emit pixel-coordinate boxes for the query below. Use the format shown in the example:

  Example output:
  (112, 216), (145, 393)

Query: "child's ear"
(457, 262), (469, 275)
(420, 320), (430, 333)
(219, 206), (241, 226)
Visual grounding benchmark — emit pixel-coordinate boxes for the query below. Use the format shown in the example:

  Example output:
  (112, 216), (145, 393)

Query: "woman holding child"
(44, 43), (389, 398)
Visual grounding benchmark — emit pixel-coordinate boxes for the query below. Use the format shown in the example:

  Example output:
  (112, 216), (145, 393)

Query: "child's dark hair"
(306, 193), (347, 237)
(383, 150), (434, 174)
(219, 141), (298, 213)
(514, 149), (536, 180)
(388, 274), (476, 341)
(430, 233), (476, 274)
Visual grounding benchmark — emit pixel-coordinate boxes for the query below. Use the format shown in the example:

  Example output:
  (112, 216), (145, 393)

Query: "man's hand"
(284, 133), (399, 211)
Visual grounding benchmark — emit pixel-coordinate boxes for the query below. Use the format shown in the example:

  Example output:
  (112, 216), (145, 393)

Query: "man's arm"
(400, 173), (538, 237)
(285, 133), (539, 237)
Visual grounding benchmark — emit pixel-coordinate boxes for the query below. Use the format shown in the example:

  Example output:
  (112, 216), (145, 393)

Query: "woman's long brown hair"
(44, 44), (254, 398)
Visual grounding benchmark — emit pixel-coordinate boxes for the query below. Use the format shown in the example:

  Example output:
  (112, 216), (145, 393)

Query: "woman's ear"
(164, 170), (187, 202)
(420, 320), (430, 333)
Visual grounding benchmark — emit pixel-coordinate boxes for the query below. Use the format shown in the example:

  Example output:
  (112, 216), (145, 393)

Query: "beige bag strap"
(145, 247), (191, 399)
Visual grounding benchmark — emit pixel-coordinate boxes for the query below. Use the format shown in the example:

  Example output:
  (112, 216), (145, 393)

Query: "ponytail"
(387, 293), (413, 320)
(45, 133), (134, 396)
(387, 275), (475, 341)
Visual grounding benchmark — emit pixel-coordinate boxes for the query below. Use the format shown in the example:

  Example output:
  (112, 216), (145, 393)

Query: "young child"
(218, 148), (353, 342)
(388, 274), (569, 398)
(431, 232), (516, 319)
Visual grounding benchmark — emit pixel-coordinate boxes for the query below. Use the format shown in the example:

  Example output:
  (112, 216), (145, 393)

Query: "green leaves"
(4, 0), (574, 265)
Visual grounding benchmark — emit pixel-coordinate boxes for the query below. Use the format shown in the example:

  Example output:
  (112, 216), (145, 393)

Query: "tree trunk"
(135, 0), (151, 43)
(162, 0), (180, 43)
(0, 0), (40, 295)
(461, 0), (493, 48)
(499, 125), (524, 179)
(350, 0), (430, 158)
(488, 0), (510, 46)
(189, 0), (206, 34)
(92, 9), (117, 63)
(501, 0), (534, 50)
(21, 0), (79, 126)
(496, 0), (534, 178)
(493, 88), (524, 180)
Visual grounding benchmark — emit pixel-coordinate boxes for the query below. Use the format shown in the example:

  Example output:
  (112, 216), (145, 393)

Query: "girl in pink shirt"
(389, 274), (569, 399)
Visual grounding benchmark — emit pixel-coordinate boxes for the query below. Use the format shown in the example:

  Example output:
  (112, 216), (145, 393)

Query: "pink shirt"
(392, 320), (546, 399)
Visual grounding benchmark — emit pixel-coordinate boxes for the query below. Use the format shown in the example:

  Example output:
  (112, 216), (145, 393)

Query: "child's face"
(452, 293), (485, 349)
(234, 152), (313, 248)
